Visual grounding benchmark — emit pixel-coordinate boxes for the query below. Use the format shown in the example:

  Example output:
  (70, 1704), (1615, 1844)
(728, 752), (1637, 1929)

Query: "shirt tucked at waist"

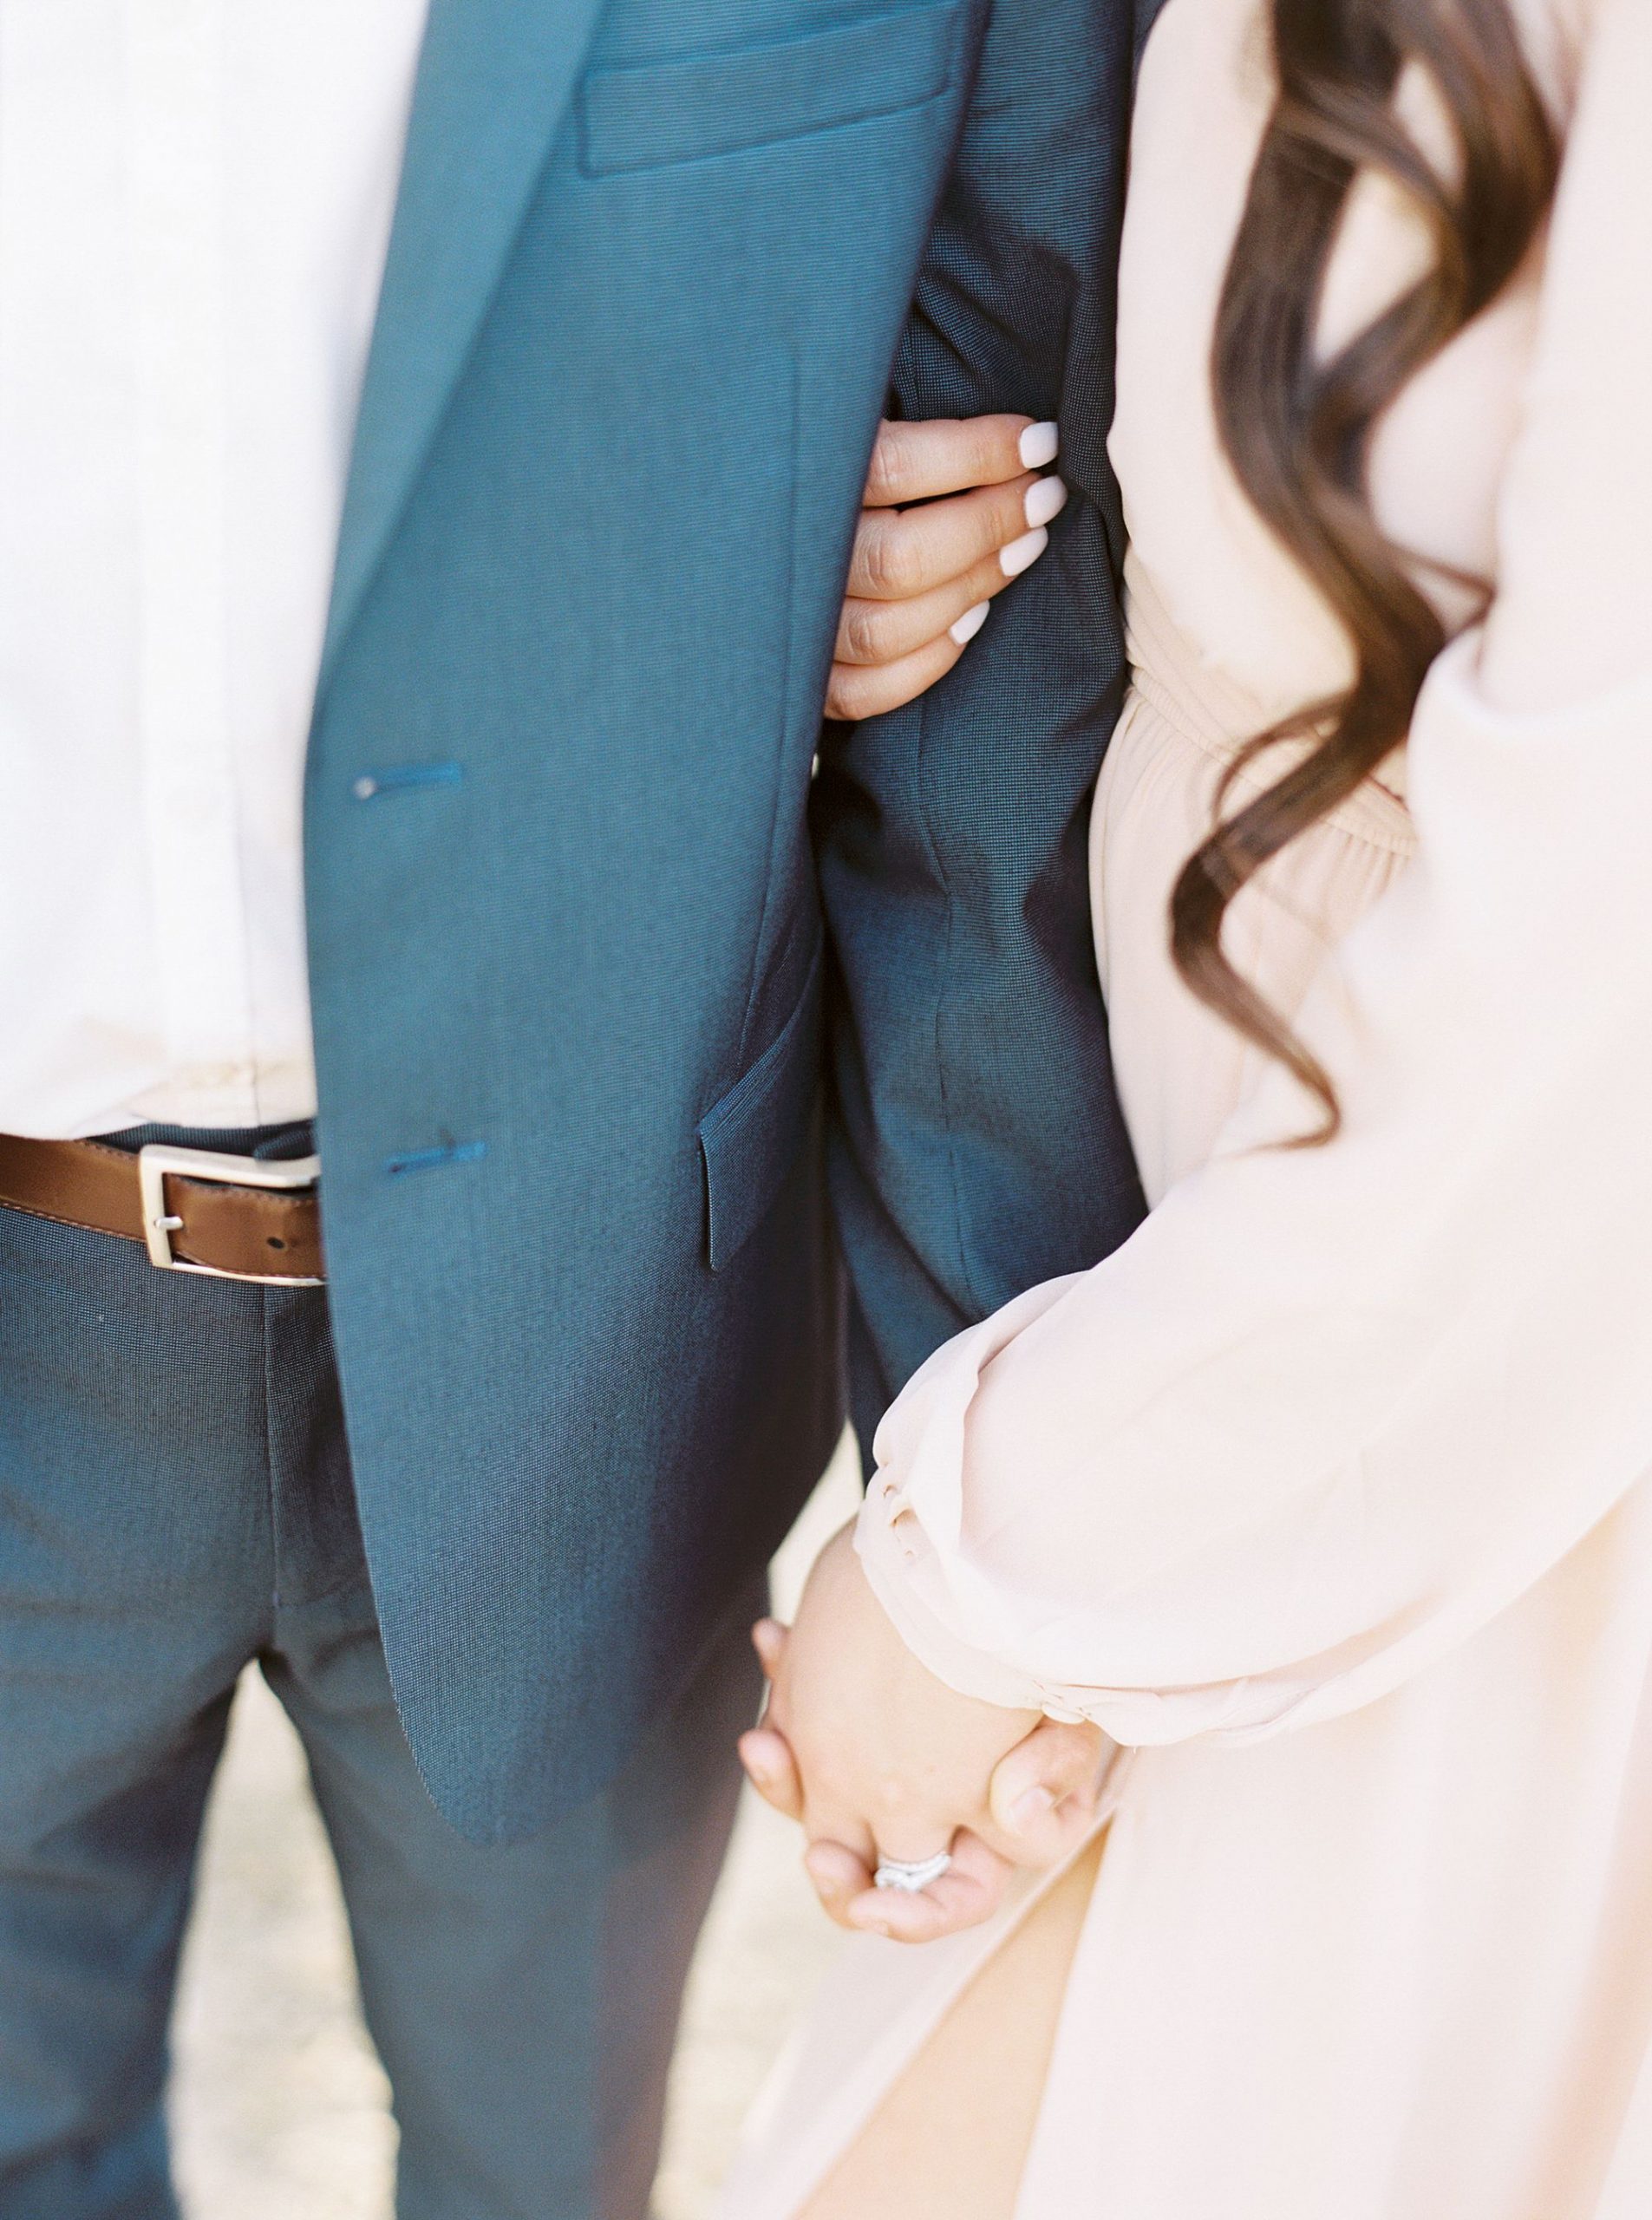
(0, 0), (428, 1139)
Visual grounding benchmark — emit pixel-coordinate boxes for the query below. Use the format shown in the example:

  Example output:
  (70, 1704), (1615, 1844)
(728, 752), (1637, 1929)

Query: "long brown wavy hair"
(1170, 0), (1559, 1139)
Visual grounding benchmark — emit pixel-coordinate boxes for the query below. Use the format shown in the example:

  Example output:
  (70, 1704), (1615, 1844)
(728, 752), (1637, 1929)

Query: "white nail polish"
(1001, 525), (1048, 578)
(1019, 420), (1060, 469)
(1023, 475), (1068, 530)
(949, 600), (990, 646)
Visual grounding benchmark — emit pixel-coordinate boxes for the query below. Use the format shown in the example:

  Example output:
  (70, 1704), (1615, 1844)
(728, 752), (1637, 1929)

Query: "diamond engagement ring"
(872, 1850), (954, 1893)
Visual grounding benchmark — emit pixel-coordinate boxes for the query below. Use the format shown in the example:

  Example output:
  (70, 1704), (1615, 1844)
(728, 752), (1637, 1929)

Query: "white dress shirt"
(0, 0), (429, 1139)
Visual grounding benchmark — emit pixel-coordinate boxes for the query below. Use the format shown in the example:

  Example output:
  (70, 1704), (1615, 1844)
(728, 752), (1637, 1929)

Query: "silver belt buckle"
(137, 1144), (323, 1285)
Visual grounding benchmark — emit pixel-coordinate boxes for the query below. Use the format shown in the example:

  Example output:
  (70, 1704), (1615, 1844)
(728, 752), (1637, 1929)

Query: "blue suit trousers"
(0, 1127), (762, 2220)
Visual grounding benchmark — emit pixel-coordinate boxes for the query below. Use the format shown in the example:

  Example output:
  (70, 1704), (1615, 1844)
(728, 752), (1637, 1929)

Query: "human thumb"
(985, 1718), (1109, 1866)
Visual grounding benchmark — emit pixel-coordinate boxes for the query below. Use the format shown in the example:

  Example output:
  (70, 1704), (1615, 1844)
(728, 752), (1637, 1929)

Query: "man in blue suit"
(0, 0), (1151, 2211)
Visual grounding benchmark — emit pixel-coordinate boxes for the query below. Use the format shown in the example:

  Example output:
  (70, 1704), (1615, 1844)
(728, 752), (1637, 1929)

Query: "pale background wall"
(168, 1438), (863, 2220)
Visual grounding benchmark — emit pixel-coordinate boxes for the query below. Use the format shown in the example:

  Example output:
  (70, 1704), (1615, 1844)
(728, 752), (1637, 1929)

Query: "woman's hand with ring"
(737, 1523), (1107, 1943)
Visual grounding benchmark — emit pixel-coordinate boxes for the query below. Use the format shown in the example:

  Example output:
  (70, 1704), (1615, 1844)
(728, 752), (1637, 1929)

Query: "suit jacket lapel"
(322, 0), (610, 685)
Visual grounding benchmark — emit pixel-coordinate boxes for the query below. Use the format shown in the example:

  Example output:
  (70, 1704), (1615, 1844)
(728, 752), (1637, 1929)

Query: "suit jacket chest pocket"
(578, 0), (961, 178)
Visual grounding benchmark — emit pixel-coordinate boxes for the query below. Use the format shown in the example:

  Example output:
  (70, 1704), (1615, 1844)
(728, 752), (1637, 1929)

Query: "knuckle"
(826, 663), (874, 722)
(870, 1779), (904, 1818)
(860, 520), (917, 597)
(841, 600), (890, 665)
(865, 426), (914, 506)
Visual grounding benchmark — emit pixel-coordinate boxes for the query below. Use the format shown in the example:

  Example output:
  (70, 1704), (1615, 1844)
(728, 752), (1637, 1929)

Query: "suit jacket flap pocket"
(697, 944), (824, 1271)
(579, 2), (959, 179)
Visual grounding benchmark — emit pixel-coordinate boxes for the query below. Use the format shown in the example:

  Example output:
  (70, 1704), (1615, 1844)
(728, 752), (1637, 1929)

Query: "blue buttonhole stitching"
(351, 761), (464, 801)
(382, 1139), (486, 1179)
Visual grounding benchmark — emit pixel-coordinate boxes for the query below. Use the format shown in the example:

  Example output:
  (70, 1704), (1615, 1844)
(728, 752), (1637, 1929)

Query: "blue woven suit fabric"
(297, 0), (1161, 1844)
(0, 1155), (761, 2220)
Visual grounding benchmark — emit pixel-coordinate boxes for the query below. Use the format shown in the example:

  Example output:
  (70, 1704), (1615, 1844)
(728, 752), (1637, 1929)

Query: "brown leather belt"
(0, 1133), (324, 1284)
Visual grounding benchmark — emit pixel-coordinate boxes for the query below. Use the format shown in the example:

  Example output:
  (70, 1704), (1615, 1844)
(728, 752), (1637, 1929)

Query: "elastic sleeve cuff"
(852, 1276), (1091, 1718)
(852, 1476), (1067, 1715)
(855, 1477), (1314, 1741)
(854, 1278), (1313, 1741)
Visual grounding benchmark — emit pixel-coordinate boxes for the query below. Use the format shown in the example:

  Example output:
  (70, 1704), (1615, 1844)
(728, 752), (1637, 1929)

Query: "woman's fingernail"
(949, 600), (990, 646)
(1001, 525), (1048, 578)
(1011, 1784), (1056, 1831)
(1023, 475), (1068, 530)
(1019, 420), (1060, 469)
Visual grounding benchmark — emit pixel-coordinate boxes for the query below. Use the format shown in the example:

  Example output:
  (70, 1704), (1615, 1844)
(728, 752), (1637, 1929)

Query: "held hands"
(740, 1524), (1107, 1943)
(825, 415), (1066, 721)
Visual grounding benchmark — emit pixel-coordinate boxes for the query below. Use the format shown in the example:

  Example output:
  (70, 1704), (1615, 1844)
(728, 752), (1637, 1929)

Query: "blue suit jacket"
(309, 0), (1157, 1843)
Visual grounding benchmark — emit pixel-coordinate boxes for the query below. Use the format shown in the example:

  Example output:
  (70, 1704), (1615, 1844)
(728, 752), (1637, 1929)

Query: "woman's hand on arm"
(825, 415), (1066, 721)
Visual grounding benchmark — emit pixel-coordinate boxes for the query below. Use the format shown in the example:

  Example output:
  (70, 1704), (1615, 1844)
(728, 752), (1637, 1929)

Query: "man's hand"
(739, 1524), (1107, 1942)
(825, 415), (1065, 721)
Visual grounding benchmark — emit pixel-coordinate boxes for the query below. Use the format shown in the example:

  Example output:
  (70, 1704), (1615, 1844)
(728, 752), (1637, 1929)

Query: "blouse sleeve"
(854, 0), (1652, 1744)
